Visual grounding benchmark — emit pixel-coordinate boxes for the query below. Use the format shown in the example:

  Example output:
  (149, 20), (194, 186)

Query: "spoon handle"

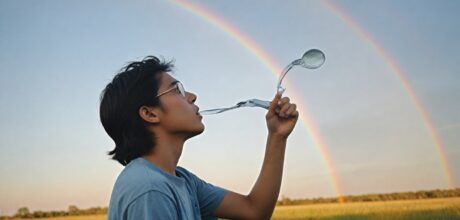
(247, 99), (271, 110)
(199, 99), (272, 115)
(277, 62), (296, 94)
(199, 105), (239, 115)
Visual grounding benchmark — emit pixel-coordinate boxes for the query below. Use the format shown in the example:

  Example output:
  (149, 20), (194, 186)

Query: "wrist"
(268, 132), (288, 141)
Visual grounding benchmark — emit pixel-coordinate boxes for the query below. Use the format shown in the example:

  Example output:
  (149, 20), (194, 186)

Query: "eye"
(174, 87), (181, 93)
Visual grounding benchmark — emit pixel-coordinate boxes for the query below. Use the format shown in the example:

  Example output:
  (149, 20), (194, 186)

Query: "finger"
(285, 104), (297, 116)
(292, 110), (299, 118)
(268, 92), (283, 113)
(279, 102), (292, 117)
(279, 97), (290, 105)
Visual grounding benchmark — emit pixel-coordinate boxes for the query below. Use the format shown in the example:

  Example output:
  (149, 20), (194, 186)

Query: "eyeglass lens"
(178, 82), (186, 97)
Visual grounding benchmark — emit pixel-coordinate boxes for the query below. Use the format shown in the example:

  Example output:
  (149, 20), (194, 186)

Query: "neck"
(143, 133), (186, 176)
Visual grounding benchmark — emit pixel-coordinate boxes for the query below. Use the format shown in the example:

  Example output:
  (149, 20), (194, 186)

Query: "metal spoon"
(199, 49), (325, 115)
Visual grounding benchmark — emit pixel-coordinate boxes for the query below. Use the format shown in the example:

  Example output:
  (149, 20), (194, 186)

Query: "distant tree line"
(1, 188), (459, 218)
(0, 205), (107, 219)
(277, 188), (460, 206)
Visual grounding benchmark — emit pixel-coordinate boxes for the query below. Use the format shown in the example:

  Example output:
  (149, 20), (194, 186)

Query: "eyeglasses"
(155, 81), (186, 98)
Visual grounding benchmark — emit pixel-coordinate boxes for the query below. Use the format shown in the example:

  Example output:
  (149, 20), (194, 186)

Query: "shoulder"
(108, 159), (176, 214)
(176, 166), (203, 188)
(116, 159), (171, 191)
(176, 166), (227, 217)
(176, 166), (196, 180)
(176, 166), (218, 190)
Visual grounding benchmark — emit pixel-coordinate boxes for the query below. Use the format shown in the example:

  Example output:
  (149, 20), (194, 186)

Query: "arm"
(213, 93), (298, 219)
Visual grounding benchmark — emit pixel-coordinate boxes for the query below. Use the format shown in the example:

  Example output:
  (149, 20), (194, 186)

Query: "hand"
(265, 92), (299, 139)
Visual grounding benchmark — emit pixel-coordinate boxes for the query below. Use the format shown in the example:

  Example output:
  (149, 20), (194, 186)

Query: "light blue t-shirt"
(107, 157), (227, 220)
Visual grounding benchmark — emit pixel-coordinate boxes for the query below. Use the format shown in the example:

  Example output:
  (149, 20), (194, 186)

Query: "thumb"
(267, 92), (282, 116)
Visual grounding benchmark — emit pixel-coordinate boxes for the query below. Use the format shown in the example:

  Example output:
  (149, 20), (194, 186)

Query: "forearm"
(213, 94), (297, 219)
(248, 133), (287, 219)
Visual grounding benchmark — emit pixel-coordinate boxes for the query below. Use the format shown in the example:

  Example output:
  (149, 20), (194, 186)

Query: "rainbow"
(321, 0), (455, 189)
(169, 0), (346, 202)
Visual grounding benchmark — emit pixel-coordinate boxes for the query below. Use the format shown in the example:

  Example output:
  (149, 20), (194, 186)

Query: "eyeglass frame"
(155, 81), (186, 98)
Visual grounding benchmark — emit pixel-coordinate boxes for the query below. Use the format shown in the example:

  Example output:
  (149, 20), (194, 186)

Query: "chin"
(185, 124), (205, 139)
(194, 123), (205, 135)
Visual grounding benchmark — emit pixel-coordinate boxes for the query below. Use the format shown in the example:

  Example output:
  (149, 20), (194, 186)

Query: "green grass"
(14, 197), (460, 220)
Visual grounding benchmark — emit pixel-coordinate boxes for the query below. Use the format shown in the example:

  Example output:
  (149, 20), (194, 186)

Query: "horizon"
(1, 0), (459, 216)
(3, 187), (460, 216)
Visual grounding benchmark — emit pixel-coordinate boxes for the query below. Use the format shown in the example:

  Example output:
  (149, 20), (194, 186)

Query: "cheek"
(162, 100), (193, 124)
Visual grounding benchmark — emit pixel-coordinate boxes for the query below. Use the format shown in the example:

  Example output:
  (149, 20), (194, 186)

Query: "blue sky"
(1, 0), (459, 215)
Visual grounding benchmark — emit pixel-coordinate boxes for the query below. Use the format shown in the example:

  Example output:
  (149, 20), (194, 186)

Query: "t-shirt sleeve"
(126, 190), (178, 220)
(192, 173), (227, 217)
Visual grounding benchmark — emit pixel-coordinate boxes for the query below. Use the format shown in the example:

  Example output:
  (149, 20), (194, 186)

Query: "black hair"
(99, 56), (174, 166)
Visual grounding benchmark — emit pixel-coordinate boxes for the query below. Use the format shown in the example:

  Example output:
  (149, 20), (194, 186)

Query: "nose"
(187, 91), (197, 103)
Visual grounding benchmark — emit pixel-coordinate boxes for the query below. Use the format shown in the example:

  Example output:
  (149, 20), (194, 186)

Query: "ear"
(139, 106), (161, 124)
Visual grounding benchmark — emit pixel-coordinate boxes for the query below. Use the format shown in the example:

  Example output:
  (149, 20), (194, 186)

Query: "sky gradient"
(1, 0), (459, 215)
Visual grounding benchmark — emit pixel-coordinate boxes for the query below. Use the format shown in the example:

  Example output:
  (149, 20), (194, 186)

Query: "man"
(100, 56), (298, 219)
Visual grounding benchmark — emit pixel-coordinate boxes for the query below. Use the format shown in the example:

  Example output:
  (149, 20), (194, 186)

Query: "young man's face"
(154, 73), (204, 138)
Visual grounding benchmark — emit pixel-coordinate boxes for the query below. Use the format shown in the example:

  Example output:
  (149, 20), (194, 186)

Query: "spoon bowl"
(300, 49), (325, 69)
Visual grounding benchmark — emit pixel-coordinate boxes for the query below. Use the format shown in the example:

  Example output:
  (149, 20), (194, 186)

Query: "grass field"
(12, 197), (460, 220)
(272, 197), (460, 220)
